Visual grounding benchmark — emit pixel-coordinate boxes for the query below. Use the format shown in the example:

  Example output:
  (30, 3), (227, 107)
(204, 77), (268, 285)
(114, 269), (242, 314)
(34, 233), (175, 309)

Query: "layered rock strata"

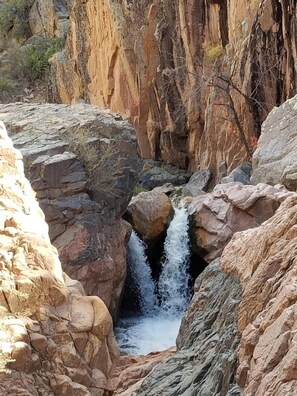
(0, 103), (138, 319)
(43, 0), (297, 179)
(0, 121), (119, 395)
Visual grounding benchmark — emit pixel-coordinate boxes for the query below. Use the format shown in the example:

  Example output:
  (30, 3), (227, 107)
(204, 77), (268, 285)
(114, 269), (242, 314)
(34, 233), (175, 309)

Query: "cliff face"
(46, 0), (297, 179)
(0, 121), (119, 395)
(0, 103), (138, 320)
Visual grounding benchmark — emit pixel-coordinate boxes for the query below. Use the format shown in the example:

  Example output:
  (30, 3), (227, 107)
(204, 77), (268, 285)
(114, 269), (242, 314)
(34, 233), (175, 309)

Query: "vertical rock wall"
(44, 0), (297, 179)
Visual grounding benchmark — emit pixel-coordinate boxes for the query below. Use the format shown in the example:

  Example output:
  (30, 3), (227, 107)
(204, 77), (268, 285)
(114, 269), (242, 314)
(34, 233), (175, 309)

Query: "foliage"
(203, 43), (225, 61)
(11, 37), (65, 81)
(0, 0), (34, 40)
(0, 77), (15, 102)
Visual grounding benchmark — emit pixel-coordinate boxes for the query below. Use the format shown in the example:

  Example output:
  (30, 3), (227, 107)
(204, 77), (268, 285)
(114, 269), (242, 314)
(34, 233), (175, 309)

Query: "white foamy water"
(158, 206), (191, 316)
(115, 315), (182, 355)
(115, 205), (191, 355)
(127, 231), (157, 315)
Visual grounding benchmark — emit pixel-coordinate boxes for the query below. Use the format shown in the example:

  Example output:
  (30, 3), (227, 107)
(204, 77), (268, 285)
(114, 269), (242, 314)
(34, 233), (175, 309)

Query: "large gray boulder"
(251, 95), (297, 191)
(139, 160), (190, 189)
(222, 162), (252, 185)
(182, 169), (211, 197)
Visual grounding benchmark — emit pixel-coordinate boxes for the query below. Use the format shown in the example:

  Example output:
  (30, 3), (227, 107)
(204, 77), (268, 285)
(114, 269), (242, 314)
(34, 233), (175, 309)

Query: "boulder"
(0, 121), (118, 395)
(139, 160), (190, 190)
(182, 169), (212, 197)
(124, 190), (174, 246)
(251, 95), (297, 191)
(187, 182), (293, 262)
(221, 195), (297, 395)
(0, 103), (138, 319)
(222, 162), (252, 185)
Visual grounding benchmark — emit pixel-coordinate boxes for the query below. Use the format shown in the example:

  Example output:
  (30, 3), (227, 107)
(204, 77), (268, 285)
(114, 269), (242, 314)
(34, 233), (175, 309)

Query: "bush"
(0, 0), (34, 40)
(0, 77), (15, 102)
(203, 43), (225, 61)
(11, 37), (65, 81)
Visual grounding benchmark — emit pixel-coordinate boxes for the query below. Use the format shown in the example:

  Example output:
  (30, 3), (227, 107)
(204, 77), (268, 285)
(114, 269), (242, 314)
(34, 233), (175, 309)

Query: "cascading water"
(115, 205), (191, 355)
(126, 231), (157, 315)
(158, 205), (191, 316)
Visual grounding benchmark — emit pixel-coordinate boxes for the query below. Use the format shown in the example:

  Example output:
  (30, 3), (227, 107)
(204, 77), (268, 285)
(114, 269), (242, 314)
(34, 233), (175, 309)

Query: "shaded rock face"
(130, 259), (242, 396)
(222, 162), (252, 185)
(182, 169), (212, 197)
(187, 182), (293, 262)
(42, 0), (297, 179)
(124, 190), (174, 247)
(139, 160), (190, 190)
(221, 195), (297, 395)
(252, 95), (297, 191)
(113, 349), (175, 396)
(0, 121), (119, 395)
(0, 103), (138, 319)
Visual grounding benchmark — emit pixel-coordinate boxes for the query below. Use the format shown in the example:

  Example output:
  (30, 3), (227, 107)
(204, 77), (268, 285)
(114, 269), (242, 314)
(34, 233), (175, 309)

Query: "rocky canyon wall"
(0, 103), (139, 320)
(37, 0), (297, 180)
(0, 121), (119, 395)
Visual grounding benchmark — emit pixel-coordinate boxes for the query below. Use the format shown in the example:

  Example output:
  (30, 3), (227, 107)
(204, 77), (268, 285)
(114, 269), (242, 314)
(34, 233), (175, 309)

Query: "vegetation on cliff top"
(0, 0), (34, 40)
(0, 0), (64, 102)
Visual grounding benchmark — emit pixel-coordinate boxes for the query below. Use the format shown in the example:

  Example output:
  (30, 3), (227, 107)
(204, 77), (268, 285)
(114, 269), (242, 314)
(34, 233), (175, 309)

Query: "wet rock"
(130, 259), (242, 395)
(124, 190), (174, 247)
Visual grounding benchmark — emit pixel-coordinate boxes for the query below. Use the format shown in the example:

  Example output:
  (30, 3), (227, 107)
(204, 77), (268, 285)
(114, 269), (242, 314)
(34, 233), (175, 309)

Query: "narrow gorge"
(1, 1), (297, 396)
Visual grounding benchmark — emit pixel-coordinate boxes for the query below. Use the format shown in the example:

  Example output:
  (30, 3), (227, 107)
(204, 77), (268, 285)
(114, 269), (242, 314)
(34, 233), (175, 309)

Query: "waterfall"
(158, 205), (191, 316)
(127, 231), (157, 315)
(115, 205), (191, 355)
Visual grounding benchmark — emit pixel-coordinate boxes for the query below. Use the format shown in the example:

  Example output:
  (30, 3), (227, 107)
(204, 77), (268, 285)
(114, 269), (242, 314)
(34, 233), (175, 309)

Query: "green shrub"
(0, 77), (15, 102)
(12, 37), (65, 81)
(0, 0), (34, 40)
